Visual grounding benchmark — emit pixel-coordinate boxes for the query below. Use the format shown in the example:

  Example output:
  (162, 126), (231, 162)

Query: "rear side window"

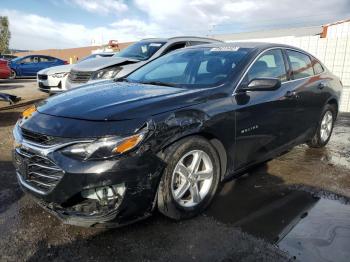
(164, 42), (188, 54)
(190, 41), (211, 46)
(313, 60), (324, 74)
(286, 50), (314, 79)
(40, 56), (56, 62)
(247, 49), (287, 82)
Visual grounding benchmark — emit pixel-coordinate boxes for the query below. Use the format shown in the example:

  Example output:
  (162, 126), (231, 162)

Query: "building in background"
(14, 41), (132, 64)
(213, 19), (350, 113)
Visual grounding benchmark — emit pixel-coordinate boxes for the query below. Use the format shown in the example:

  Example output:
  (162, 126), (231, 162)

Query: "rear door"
(234, 48), (297, 170)
(284, 49), (324, 141)
(38, 56), (57, 71)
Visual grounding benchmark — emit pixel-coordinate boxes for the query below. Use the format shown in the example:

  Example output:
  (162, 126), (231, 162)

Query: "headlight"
(62, 132), (146, 160)
(22, 105), (36, 119)
(91, 67), (121, 80)
(51, 72), (68, 78)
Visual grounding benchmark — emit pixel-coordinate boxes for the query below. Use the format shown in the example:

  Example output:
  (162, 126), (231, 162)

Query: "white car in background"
(66, 37), (222, 89)
(37, 52), (116, 94)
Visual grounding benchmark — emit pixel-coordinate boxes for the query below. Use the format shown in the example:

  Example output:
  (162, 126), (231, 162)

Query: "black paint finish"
(14, 42), (342, 227)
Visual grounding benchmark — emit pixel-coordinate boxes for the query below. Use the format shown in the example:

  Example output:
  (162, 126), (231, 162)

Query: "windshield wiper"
(140, 81), (177, 87)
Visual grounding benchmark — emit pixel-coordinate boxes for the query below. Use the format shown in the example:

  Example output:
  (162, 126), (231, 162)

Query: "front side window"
(286, 50), (314, 79)
(126, 47), (251, 88)
(247, 49), (287, 82)
(114, 41), (166, 61)
(21, 57), (35, 63)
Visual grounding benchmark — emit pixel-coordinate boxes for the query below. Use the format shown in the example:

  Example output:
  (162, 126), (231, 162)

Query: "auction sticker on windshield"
(210, 46), (240, 52)
(150, 43), (163, 47)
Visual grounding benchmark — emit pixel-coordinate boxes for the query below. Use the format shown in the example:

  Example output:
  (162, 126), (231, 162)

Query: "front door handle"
(318, 82), (327, 89)
(284, 91), (297, 99)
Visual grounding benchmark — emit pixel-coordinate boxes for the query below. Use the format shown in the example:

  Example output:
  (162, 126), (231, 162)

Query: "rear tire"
(307, 104), (336, 148)
(157, 136), (220, 220)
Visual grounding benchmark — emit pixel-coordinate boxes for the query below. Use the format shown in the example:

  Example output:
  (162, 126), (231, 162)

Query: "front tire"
(157, 136), (220, 220)
(307, 104), (336, 148)
(9, 70), (16, 79)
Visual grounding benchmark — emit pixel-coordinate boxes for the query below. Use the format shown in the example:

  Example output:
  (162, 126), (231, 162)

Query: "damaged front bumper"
(13, 127), (165, 228)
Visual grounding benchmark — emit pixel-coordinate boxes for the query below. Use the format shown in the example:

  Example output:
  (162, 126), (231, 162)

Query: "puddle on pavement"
(205, 169), (350, 262)
(278, 198), (350, 262)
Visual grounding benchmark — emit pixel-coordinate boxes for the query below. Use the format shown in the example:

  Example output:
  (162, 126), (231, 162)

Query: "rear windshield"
(114, 41), (166, 61)
(126, 46), (251, 88)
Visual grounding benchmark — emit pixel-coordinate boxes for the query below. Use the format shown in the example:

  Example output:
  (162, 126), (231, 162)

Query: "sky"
(1, 0), (350, 50)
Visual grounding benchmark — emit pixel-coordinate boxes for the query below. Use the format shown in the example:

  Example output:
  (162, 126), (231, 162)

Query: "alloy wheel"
(320, 110), (333, 142)
(171, 150), (213, 208)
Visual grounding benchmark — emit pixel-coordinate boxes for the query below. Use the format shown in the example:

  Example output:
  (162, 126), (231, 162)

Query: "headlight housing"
(91, 67), (121, 80)
(61, 132), (146, 160)
(51, 72), (68, 78)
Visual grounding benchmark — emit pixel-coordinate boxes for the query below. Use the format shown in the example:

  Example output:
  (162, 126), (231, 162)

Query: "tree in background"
(0, 16), (11, 54)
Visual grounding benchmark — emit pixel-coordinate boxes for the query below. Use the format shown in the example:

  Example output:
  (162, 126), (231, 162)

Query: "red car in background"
(0, 59), (11, 79)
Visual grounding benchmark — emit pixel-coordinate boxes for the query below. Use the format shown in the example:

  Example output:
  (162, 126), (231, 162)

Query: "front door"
(20, 56), (40, 76)
(234, 49), (297, 170)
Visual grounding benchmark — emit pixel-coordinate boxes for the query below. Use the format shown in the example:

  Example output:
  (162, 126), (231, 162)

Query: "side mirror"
(242, 78), (281, 92)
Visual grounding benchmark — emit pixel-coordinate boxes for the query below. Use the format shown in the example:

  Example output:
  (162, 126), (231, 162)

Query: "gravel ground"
(0, 85), (349, 261)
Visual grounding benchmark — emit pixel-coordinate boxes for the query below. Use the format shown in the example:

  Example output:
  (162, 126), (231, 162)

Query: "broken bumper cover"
(15, 150), (165, 227)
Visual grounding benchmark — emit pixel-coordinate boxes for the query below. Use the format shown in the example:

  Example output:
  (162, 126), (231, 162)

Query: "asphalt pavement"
(0, 80), (350, 261)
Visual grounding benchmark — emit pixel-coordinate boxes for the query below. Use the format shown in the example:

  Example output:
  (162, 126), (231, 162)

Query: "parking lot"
(0, 78), (47, 109)
(0, 79), (349, 261)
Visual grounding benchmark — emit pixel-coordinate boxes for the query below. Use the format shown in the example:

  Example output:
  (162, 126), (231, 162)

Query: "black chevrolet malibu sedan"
(13, 42), (342, 227)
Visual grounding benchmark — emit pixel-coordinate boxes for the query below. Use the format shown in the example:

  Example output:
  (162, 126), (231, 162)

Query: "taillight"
(64, 61), (69, 65)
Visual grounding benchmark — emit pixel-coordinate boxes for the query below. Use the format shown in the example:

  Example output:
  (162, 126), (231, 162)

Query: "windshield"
(80, 53), (114, 62)
(114, 41), (165, 61)
(11, 57), (22, 62)
(126, 46), (251, 88)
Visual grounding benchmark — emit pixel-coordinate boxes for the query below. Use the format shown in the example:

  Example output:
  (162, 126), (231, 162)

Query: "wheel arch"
(10, 67), (18, 77)
(327, 97), (339, 118)
(160, 132), (228, 181)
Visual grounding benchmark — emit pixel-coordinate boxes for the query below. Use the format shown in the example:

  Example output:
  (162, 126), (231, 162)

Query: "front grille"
(38, 74), (48, 80)
(15, 149), (64, 194)
(68, 70), (93, 83)
(21, 128), (56, 145)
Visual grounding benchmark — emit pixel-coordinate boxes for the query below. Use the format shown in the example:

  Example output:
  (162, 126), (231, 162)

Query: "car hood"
(37, 81), (205, 121)
(38, 64), (73, 75)
(71, 57), (140, 72)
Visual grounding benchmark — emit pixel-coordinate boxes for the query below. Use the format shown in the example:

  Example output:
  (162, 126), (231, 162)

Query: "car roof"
(140, 36), (222, 43)
(23, 54), (57, 58)
(185, 41), (309, 52)
(93, 52), (115, 55)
